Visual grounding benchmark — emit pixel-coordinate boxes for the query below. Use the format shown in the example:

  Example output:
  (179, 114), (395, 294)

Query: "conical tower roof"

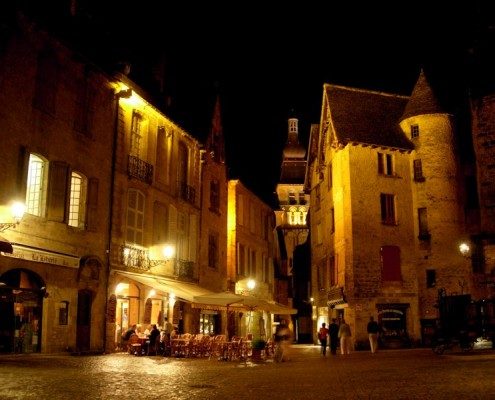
(401, 70), (446, 120)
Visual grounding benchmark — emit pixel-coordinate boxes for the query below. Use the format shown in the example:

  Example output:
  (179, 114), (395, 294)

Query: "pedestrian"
(328, 318), (339, 355)
(367, 316), (380, 353)
(274, 319), (291, 362)
(318, 322), (329, 356)
(338, 318), (352, 355)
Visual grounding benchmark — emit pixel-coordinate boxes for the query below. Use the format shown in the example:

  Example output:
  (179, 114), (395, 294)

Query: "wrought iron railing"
(119, 244), (151, 271)
(128, 155), (153, 184)
(174, 259), (195, 281)
(178, 181), (196, 204)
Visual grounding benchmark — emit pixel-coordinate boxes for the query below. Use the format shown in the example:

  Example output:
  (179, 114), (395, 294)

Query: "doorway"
(76, 290), (93, 352)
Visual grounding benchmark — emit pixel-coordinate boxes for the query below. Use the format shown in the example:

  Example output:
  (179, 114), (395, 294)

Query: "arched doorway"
(0, 268), (45, 353)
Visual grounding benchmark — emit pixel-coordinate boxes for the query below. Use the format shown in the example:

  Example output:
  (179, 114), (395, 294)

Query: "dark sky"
(66, 1), (487, 206)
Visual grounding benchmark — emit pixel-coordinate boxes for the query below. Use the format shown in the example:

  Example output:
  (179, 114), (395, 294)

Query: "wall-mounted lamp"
(247, 279), (256, 291)
(459, 242), (471, 257)
(0, 202), (26, 232)
(148, 243), (176, 267)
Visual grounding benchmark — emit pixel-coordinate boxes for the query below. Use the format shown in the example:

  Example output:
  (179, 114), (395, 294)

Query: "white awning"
(114, 271), (213, 302)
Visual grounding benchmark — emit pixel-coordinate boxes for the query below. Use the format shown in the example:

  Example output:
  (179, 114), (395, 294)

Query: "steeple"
(283, 117), (306, 160)
(280, 116), (307, 183)
(206, 95), (225, 163)
(401, 69), (446, 121)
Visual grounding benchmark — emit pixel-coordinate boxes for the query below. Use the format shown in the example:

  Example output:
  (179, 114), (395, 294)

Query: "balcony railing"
(179, 181), (196, 205)
(128, 155), (153, 184)
(174, 259), (195, 281)
(119, 244), (151, 271)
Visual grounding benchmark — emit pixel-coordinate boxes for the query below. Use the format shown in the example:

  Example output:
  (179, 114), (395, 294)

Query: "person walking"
(274, 319), (291, 362)
(367, 316), (380, 353)
(318, 322), (329, 356)
(338, 318), (352, 355)
(328, 318), (339, 355)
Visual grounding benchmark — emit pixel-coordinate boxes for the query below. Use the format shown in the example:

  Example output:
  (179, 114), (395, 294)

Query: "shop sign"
(3, 244), (79, 268)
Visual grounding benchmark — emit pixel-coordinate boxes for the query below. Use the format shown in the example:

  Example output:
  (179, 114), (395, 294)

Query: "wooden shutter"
(152, 202), (168, 244)
(86, 178), (99, 231)
(47, 161), (69, 222)
(189, 214), (197, 262)
(16, 146), (30, 200)
(381, 245), (401, 281)
(168, 204), (177, 245)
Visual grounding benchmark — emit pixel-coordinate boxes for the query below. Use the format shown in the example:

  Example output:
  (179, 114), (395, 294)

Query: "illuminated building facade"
(307, 72), (480, 349)
(274, 117), (311, 342)
(0, 14), (114, 353)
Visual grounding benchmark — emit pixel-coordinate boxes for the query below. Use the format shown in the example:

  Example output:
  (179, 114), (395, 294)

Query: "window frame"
(380, 193), (396, 225)
(26, 153), (49, 217)
(68, 171), (88, 229)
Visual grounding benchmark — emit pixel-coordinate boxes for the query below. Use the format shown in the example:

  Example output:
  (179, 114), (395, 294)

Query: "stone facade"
(0, 14), (113, 353)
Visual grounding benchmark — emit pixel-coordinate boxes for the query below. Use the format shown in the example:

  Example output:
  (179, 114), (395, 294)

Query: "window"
(237, 243), (246, 276)
(418, 208), (430, 240)
(210, 180), (220, 212)
(299, 192), (306, 205)
(380, 245), (401, 281)
(380, 193), (396, 224)
(378, 153), (394, 176)
(126, 189), (145, 245)
(208, 232), (219, 269)
(156, 126), (172, 185)
(33, 51), (58, 114)
(413, 159), (424, 181)
(59, 301), (69, 325)
(130, 111), (143, 157)
(329, 255), (336, 286)
(74, 78), (95, 136)
(411, 124), (419, 139)
(68, 172), (87, 228)
(26, 154), (48, 217)
(426, 269), (436, 288)
(289, 191), (296, 205)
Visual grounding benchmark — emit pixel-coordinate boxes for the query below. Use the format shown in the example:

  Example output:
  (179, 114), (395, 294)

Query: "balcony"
(128, 155), (153, 184)
(119, 244), (151, 271)
(179, 181), (196, 205)
(174, 259), (195, 281)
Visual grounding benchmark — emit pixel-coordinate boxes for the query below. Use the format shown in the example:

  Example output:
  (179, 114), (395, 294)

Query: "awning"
(0, 236), (13, 254)
(115, 271), (213, 302)
(327, 286), (346, 308)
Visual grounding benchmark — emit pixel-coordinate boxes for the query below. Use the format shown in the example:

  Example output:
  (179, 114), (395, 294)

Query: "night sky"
(24, 1), (488, 206)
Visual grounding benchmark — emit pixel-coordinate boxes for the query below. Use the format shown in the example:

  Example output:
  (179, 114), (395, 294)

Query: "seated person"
(146, 324), (160, 355)
(122, 324), (137, 341)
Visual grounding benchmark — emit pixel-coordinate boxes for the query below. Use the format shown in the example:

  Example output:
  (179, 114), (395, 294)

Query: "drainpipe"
(103, 82), (132, 353)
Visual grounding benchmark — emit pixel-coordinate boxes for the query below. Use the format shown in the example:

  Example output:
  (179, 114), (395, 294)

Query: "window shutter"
(17, 146), (30, 199)
(47, 161), (69, 222)
(381, 245), (401, 281)
(189, 214), (197, 262)
(168, 204), (177, 246)
(152, 202), (168, 244)
(86, 178), (99, 231)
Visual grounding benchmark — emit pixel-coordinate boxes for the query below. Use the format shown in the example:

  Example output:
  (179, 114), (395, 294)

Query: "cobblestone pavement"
(0, 345), (494, 400)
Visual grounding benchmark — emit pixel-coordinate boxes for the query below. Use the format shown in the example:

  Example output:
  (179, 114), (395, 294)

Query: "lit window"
(68, 172), (87, 228)
(411, 124), (419, 139)
(380, 193), (396, 224)
(26, 154), (48, 217)
(126, 189), (145, 245)
(130, 111), (143, 157)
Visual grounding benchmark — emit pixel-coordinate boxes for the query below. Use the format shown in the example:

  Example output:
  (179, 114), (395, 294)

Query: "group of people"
(122, 317), (176, 355)
(318, 316), (380, 356)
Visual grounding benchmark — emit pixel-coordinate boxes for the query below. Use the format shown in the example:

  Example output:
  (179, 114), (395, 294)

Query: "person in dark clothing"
(328, 318), (339, 355)
(123, 324), (137, 341)
(318, 322), (329, 356)
(145, 324), (160, 355)
(367, 316), (380, 353)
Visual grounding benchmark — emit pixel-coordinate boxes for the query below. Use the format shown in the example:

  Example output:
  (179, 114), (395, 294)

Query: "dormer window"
(411, 124), (419, 139)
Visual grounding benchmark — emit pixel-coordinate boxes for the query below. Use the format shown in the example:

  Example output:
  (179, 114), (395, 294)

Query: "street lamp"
(0, 201), (26, 232)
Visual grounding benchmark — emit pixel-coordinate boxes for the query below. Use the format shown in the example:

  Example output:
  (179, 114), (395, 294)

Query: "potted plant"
(250, 338), (266, 361)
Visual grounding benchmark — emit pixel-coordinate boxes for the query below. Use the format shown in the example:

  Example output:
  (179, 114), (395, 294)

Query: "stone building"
(0, 13), (114, 353)
(106, 74), (212, 351)
(307, 72), (475, 349)
(274, 116), (311, 342)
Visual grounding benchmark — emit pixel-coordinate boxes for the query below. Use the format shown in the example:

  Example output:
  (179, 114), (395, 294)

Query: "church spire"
(206, 95), (225, 163)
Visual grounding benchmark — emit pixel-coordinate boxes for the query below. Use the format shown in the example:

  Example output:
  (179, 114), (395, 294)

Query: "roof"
(401, 70), (446, 120)
(325, 85), (414, 150)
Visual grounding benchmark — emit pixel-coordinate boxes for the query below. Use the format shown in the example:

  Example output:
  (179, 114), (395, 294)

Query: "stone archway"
(0, 268), (45, 353)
